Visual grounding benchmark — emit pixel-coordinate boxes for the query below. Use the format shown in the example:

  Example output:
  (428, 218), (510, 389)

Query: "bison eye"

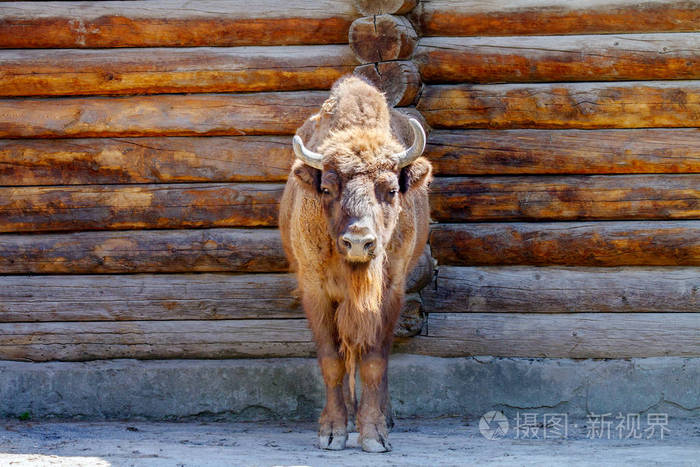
(321, 187), (331, 195)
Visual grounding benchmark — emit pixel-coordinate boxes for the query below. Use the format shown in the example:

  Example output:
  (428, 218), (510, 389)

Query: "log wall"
(1, 0), (698, 362)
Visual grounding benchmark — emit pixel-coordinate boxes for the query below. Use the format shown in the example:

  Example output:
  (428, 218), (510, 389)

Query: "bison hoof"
(361, 435), (392, 453)
(319, 431), (347, 450)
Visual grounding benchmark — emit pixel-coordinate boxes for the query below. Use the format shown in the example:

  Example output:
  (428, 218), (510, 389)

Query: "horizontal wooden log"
(0, 137), (293, 186)
(414, 0), (700, 36)
(430, 222), (700, 267)
(0, 229), (289, 274)
(0, 45), (357, 97)
(0, 274), (301, 322)
(354, 61), (421, 107)
(0, 92), (325, 138)
(0, 319), (316, 361)
(417, 81), (700, 129)
(398, 312), (700, 358)
(0, 226), (435, 281)
(0, 1), (358, 48)
(5, 174), (699, 233)
(349, 14), (417, 63)
(425, 129), (700, 175)
(422, 266), (700, 313)
(354, 0), (418, 15)
(0, 183), (283, 233)
(6, 128), (697, 186)
(416, 34), (700, 83)
(430, 175), (700, 222)
(0, 274), (427, 336)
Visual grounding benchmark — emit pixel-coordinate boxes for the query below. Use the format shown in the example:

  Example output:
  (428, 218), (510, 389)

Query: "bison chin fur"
(335, 251), (386, 400)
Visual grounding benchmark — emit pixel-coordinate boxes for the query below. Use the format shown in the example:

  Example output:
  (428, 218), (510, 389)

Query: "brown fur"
(279, 76), (431, 451)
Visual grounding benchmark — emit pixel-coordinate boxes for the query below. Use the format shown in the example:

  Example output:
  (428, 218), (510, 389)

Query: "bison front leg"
(357, 289), (402, 453)
(303, 291), (348, 450)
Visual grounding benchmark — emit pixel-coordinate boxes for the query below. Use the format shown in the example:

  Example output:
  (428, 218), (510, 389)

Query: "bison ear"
(293, 161), (322, 193)
(399, 157), (432, 193)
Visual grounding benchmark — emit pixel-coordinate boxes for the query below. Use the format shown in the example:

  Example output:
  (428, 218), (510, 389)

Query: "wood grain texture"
(349, 15), (417, 63)
(0, 319), (315, 361)
(425, 129), (700, 175)
(0, 137), (293, 186)
(414, 0), (700, 36)
(417, 81), (700, 129)
(429, 175), (700, 222)
(0, 228), (289, 274)
(354, 0), (418, 15)
(0, 92), (326, 138)
(0, 183), (283, 233)
(0, 0), (358, 48)
(354, 61), (421, 107)
(0, 274), (301, 322)
(415, 34), (700, 83)
(430, 222), (700, 267)
(398, 312), (700, 358)
(422, 266), (700, 313)
(0, 45), (357, 97)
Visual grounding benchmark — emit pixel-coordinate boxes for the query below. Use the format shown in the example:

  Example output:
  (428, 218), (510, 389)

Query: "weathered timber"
(354, 0), (418, 15)
(349, 15), (417, 63)
(422, 266), (700, 313)
(0, 319), (316, 361)
(429, 175), (700, 222)
(416, 34), (700, 83)
(425, 129), (700, 175)
(354, 61), (421, 107)
(0, 228), (289, 274)
(417, 81), (700, 129)
(414, 0), (700, 36)
(0, 1), (358, 48)
(0, 46), (357, 97)
(0, 274), (301, 322)
(397, 312), (700, 358)
(0, 137), (293, 186)
(429, 222), (700, 267)
(0, 183), (283, 233)
(0, 92), (326, 138)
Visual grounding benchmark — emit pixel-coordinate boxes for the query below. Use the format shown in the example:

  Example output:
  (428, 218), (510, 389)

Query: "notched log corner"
(395, 245), (435, 337)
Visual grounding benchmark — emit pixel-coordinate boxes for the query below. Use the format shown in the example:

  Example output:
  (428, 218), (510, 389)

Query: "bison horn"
(397, 118), (426, 168)
(292, 135), (324, 170)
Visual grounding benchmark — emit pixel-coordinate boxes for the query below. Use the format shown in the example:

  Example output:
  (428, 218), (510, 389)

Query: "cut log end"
(349, 15), (417, 63)
(354, 0), (418, 16)
(354, 61), (421, 107)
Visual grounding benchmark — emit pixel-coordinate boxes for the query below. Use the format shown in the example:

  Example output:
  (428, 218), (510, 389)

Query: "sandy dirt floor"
(1, 417), (698, 466)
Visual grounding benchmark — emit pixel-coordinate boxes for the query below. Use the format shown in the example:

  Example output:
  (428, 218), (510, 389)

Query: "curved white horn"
(292, 135), (324, 170)
(396, 118), (426, 168)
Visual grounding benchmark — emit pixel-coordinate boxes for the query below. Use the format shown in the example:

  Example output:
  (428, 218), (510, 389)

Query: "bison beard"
(335, 253), (386, 401)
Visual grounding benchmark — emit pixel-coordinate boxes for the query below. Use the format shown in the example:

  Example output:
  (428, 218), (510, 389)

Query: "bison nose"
(340, 232), (376, 261)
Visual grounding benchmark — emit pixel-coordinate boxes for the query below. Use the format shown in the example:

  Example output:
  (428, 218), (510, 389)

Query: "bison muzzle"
(279, 76), (432, 453)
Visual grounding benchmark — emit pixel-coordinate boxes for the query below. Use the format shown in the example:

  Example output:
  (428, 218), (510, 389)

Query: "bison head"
(292, 116), (429, 265)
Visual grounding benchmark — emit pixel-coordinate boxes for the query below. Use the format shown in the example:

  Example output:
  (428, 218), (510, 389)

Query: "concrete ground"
(1, 417), (698, 466)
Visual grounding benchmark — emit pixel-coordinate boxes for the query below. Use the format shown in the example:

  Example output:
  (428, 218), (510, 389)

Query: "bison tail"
(341, 342), (358, 402)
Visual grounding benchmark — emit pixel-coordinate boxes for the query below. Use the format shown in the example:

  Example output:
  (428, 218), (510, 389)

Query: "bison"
(279, 76), (432, 452)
